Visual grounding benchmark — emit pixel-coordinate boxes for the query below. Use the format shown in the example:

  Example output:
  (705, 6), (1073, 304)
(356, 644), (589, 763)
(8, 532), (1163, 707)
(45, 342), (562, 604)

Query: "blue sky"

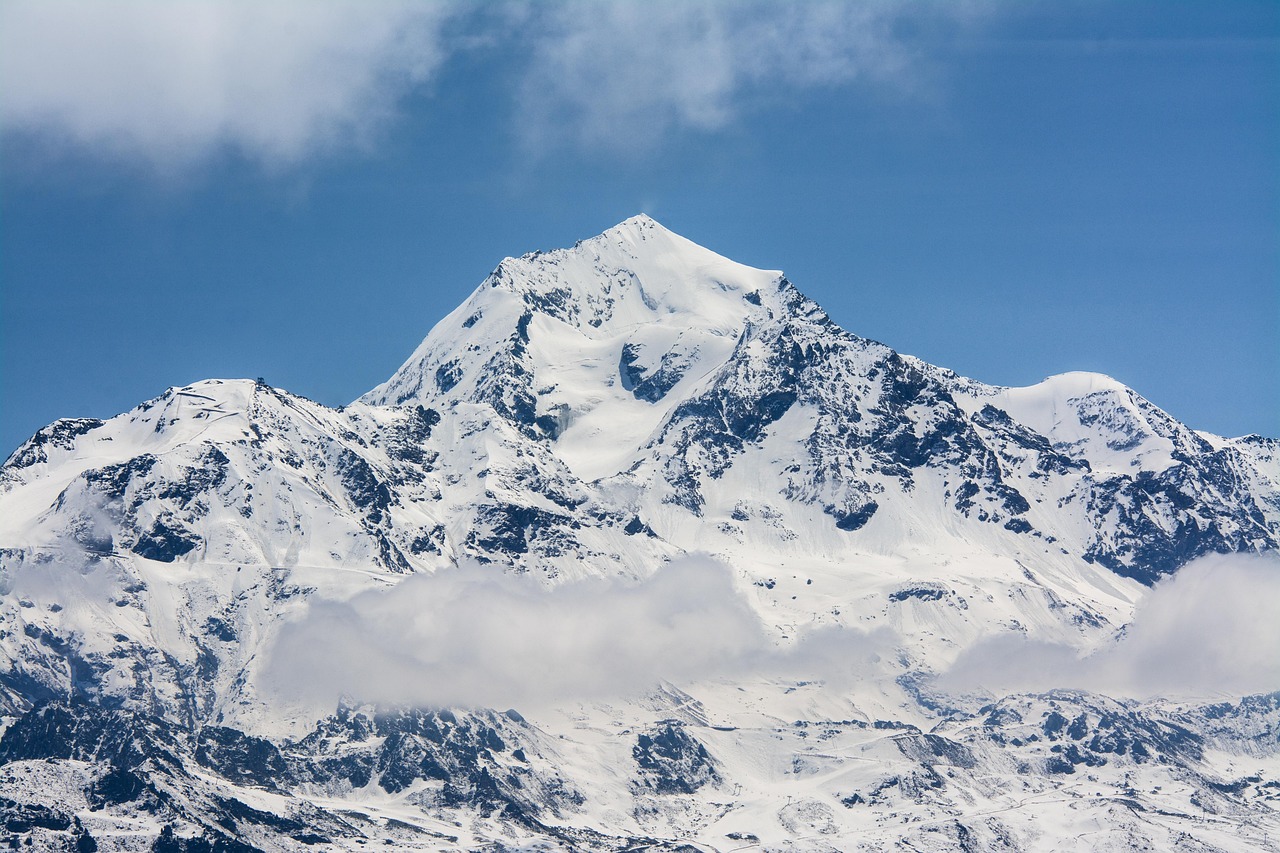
(1, 1), (1276, 456)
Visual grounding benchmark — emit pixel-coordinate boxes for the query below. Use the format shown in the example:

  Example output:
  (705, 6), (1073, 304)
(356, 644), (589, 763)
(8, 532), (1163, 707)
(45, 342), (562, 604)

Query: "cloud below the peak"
(266, 555), (896, 711)
(1, 1), (973, 171)
(938, 554), (1280, 699)
(267, 556), (769, 710)
(265, 552), (1280, 713)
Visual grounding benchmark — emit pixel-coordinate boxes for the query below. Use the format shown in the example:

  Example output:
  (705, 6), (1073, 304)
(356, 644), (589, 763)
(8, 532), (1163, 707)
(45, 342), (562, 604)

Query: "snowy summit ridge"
(1, 217), (1278, 851)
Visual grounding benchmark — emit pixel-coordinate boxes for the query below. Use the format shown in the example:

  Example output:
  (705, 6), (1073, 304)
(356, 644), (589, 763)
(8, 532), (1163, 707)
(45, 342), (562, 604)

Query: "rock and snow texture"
(0, 215), (1277, 850)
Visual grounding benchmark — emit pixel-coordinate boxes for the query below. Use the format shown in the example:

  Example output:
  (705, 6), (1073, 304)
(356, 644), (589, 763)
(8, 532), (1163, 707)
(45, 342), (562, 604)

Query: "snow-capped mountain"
(1, 216), (1277, 851)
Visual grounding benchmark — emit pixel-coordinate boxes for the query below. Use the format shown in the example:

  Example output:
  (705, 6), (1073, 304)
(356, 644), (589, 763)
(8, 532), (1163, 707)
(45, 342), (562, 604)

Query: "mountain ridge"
(1, 216), (1277, 850)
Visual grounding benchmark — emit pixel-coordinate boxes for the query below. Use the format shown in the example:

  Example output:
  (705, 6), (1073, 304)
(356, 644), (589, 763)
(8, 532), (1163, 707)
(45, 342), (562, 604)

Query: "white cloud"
(267, 555), (773, 710)
(262, 552), (1280, 713)
(0, 0), (461, 168)
(0, 1), (967, 170)
(939, 554), (1280, 699)
(267, 554), (901, 711)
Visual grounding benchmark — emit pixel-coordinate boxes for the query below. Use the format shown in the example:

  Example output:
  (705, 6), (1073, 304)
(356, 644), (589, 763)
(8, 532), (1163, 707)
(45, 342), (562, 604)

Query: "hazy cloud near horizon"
(0, 1), (971, 169)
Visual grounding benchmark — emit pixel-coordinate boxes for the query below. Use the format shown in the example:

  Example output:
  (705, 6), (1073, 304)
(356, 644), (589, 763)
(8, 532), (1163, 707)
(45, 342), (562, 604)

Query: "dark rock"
(132, 518), (199, 562)
(5, 418), (104, 469)
(195, 726), (289, 789)
(633, 723), (719, 794)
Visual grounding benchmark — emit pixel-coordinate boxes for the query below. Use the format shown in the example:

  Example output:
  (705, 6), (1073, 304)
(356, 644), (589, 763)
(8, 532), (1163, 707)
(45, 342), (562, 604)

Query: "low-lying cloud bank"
(939, 554), (1280, 699)
(268, 554), (899, 710)
(268, 552), (1280, 712)
(269, 556), (769, 709)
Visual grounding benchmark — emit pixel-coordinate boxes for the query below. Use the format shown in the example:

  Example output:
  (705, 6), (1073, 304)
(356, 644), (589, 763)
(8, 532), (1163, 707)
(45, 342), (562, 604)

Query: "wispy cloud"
(515, 1), (934, 154)
(1, 1), (968, 171)
(939, 554), (1280, 699)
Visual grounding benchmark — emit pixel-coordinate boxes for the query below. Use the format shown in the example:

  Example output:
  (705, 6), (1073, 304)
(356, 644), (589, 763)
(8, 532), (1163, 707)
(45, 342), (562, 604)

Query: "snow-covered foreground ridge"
(1, 215), (1278, 851)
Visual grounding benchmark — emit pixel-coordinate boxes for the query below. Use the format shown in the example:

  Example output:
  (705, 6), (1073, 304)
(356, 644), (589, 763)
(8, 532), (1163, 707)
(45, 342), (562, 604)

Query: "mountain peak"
(364, 217), (784, 379)
(361, 217), (800, 476)
(504, 213), (773, 301)
(601, 212), (664, 235)
(5, 219), (1280, 851)
(583, 212), (692, 251)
